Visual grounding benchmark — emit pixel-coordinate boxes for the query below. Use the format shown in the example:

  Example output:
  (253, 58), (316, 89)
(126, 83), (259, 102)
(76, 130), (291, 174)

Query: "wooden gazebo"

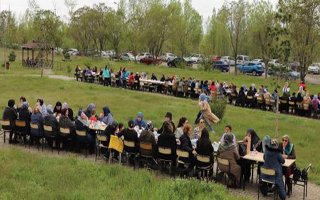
(21, 41), (54, 68)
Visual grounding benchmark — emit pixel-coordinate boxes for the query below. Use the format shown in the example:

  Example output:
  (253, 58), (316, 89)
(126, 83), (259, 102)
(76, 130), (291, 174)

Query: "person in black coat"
(157, 121), (177, 162)
(179, 124), (196, 167)
(2, 99), (18, 143)
(195, 128), (214, 167)
(157, 112), (176, 134)
(119, 120), (139, 154)
(17, 101), (31, 142)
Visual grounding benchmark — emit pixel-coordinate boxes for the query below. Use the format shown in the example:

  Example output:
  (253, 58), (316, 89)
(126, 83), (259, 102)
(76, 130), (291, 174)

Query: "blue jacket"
(31, 112), (44, 137)
(133, 119), (147, 129)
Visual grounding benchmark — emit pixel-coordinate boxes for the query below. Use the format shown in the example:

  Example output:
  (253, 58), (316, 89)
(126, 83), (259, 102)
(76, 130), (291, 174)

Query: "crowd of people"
(74, 65), (320, 119)
(2, 95), (298, 200)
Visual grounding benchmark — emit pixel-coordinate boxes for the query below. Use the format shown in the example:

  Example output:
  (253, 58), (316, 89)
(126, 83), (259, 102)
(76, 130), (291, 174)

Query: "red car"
(211, 56), (221, 63)
(140, 55), (160, 65)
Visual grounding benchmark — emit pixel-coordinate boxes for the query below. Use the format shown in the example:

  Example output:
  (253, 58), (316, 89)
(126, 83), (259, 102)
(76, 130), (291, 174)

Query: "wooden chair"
(158, 146), (174, 176)
(176, 149), (191, 178)
(123, 140), (138, 168)
(58, 127), (72, 154)
(43, 125), (57, 152)
(14, 120), (28, 147)
(30, 123), (44, 151)
(139, 142), (154, 168)
(291, 164), (311, 200)
(95, 134), (108, 162)
(258, 167), (278, 200)
(196, 154), (213, 182)
(216, 157), (236, 189)
(76, 130), (89, 157)
(0, 120), (11, 143)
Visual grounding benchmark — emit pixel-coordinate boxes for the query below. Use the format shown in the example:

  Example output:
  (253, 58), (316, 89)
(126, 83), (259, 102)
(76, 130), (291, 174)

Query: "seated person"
(279, 135), (296, 194)
(75, 110), (95, 153)
(260, 137), (286, 200)
(133, 112), (147, 129)
(192, 118), (205, 140)
(174, 117), (188, 139)
(139, 123), (157, 158)
(17, 101), (31, 142)
(157, 112), (176, 134)
(218, 133), (241, 187)
(195, 128), (214, 168)
(30, 105), (44, 143)
(120, 120), (139, 154)
(85, 103), (97, 121)
(2, 99), (18, 143)
(179, 124), (196, 167)
(99, 106), (114, 126)
(220, 125), (236, 145)
(59, 108), (76, 135)
(43, 105), (59, 142)
(53, 101), (62, 117)
(157, 121), (177, 162)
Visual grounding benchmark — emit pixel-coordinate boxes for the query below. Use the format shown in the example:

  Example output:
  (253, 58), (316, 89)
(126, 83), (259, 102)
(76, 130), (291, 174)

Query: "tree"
(226, 0), (247, 75)
(279, 0), (320, 81)
(0, 11), (18, 47)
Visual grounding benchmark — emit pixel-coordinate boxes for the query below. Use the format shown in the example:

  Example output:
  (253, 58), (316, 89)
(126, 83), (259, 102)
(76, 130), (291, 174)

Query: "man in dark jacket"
(157, 121), (177, 162)
(121, 120), (139, 154)
(2, 99), (18, 143)
(44, 105), (59, 147)
(157, 112), (176, 134)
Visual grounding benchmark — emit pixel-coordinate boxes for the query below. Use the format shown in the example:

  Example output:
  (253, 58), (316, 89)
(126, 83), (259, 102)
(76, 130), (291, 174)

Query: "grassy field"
(0, 75), (319, 185)
(0, 148), (246, 200)
(1, 48), (319, 94)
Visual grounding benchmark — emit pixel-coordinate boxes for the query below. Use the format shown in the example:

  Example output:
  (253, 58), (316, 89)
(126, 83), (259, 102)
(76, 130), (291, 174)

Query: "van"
(236, 55), (250, 65)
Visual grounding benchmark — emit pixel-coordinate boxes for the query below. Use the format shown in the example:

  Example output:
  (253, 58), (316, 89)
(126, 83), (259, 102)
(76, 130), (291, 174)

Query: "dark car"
(212, 61), (229, 72)
(140, 55), (160, 65)
(167, 57), (186, 68)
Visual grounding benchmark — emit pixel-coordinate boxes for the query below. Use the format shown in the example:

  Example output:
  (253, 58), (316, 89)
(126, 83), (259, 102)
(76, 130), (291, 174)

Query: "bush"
(210, 98), (227, 120)
(63, 52), (71, 60)
(8, 51), (16, 62)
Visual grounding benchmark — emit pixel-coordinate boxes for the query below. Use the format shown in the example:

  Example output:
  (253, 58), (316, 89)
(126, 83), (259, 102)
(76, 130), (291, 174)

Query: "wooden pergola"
(21, 41), (54, 68)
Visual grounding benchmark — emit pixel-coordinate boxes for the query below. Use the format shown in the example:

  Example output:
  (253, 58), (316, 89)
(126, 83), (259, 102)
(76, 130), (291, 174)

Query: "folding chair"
(139, 142), (155, 168)
(158, 146), (174, 176)
(43, 125), (56, 152)
(108, 135), (123, 164)
(14, 120), (28, 147)
(95, 134), (108, 162)
(30, 123), (44, 151)
(176, 149), (191, 178)
(58, 127), (72, 154)
(216, 157), (236, 189)
(123, 140), (138, 168)
(76, 130), (89, 157)
(196, 154), (213, 182)
(291, 164), (311, 200)
(0, 120), (11, 143)
(258, 167), (278, 200)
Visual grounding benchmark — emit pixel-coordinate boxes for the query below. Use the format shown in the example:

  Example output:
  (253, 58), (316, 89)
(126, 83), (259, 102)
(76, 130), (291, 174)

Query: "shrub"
(8, 51), (16, 62)
(63, 52), (70, 60)
(210, 98), (227, 120)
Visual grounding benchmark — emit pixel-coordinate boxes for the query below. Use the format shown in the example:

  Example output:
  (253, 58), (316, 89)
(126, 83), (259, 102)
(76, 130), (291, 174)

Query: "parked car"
(167, 57), (186, 68)
(287, 70), (301, 80)
(211, 55), (221, 63)
(212, 61), (229, 72)
(161, 53), (177, 62)
(140, 55), (160, 65)
(237, 62), (264, 76)
(120, 53), (135, 61)
(66, 48), (80, 56)
(268, 59), (281, 67)
(236, 55), (250, 65)
(100, 50), (116, 58)
(251, 58), (266, 68)
(221, 56), (235, 66)
(187, 54), (203, 63)
(136, 52), (151, 62)
(308, 64), (320, 74)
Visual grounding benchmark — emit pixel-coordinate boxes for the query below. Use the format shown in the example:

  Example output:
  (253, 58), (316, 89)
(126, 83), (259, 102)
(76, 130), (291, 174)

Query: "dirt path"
(0, 134), (318, 200)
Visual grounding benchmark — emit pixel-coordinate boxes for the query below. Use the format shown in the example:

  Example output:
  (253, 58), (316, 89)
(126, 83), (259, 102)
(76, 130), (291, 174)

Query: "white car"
(236, 55), (250, 65)
(308, 64), (320, 74)
(136, 52), (151, 61)
(67, 48), (80, 56)
(221, 56), (235, 66)
(161, 53), (177, 62)
(190, 54), (203, 63)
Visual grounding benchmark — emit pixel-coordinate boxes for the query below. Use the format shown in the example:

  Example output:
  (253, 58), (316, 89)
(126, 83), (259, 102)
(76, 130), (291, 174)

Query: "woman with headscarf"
(17, 101), (31, 143)
(157, 121), (177, 163)
(62, 102), (74, 121)
(85, 103), (96, 121)
(75, 110), (95, 153)
(99, 106), (114, 126)
(279, 135), (296, 195)
(30, 104), (44, 145)
(217, 133), (241, 187)
(133, 112), (146, 129)
(44, 105), (59, 147)
(198, 93), (220, 132)
(260, 137), (286, 200)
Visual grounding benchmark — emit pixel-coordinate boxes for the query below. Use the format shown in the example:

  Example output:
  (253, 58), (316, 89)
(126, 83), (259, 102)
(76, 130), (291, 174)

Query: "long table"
(242, 151), (296, 190)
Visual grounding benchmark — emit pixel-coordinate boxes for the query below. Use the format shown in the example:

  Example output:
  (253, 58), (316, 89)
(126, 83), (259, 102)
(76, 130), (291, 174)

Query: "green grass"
(0, 148), (246, 200)
(0, 75), (319, 185)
